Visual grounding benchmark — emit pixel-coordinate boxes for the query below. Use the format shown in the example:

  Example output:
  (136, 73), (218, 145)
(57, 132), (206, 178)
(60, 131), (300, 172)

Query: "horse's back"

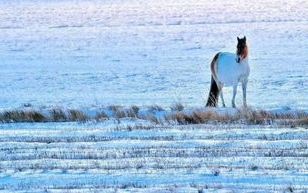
(216, 52), (240, 86)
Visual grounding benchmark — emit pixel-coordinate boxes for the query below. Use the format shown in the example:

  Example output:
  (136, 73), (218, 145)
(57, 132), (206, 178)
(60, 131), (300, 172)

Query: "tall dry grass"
(108, 105), (139, 119)
(0, 106), (307, 126)
(165, 108), (308, 125)
(0, 110), (46, 122)
(68, 109), (88, 121)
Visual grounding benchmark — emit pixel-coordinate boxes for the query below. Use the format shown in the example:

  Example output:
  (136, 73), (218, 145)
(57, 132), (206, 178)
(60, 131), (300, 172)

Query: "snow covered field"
(1, 0), (308, 192)
(0, 0), (307, 109)
(1, 122), (308, 192)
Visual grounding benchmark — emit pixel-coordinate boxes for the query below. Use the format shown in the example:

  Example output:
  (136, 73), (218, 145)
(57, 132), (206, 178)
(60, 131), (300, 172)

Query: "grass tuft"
(50, 108), (67, 122)
(166, 108), (308, 126)
(108, 105), (121, 113)
(68, 109), (88, 121)
(149, 105), (164, 112)
(95, 111), (108, 120)
(109, 106), (139, 119)
(0, 110), (46, 123)
(170, 103), (184, 111)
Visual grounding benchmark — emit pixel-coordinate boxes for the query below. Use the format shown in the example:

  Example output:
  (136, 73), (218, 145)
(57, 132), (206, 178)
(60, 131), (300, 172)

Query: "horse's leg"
(232, 84), (238, 108)
(220, 87), (226, 107)
(242, 81), (248, 107)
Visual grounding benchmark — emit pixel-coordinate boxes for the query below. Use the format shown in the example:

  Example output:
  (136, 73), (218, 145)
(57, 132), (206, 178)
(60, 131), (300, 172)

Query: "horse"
(206, 36), (250, 108)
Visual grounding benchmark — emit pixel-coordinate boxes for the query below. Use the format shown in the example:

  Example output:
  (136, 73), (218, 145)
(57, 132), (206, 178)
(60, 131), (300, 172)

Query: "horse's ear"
(237, 37), (240, 41)
(244, 36), (246, 41)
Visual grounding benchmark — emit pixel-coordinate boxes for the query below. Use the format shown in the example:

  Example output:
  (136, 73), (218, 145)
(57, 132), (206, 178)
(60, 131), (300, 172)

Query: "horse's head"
(236, 36), (248, 63)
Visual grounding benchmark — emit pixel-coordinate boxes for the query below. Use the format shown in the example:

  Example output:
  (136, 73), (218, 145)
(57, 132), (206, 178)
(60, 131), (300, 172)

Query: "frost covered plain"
(2, 122), (308, 192)
(0, 0), (307, 109)
(1, 0), (308, 192)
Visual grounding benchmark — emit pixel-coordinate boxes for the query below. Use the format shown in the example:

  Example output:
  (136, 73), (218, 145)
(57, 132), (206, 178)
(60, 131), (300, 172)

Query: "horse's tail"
(206, 53), (220, 107)
(206, 76), (220, 107)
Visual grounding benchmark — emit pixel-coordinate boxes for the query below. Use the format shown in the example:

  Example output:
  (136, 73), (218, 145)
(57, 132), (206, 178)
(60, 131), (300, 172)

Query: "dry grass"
(149, 105), (164, 112)
(68, 109), (88, 121)
(130, 105), (140, 116)
(137, 112), (162, 124)
(108, 105), (125, 118)
(95, 111), (108, 120)
(124, 106), (140, 118)
(109, 106), (140, 119)
(50, 108), (67, 122)
(165, 110), (237, 124)
(165, 108), (308, 126)
(146, 113), (161, 124)
(170, 103), (184, 111)
(0, 110), (46, 123)
(0, 106), (307, 126)
(108, 105), (121, 112)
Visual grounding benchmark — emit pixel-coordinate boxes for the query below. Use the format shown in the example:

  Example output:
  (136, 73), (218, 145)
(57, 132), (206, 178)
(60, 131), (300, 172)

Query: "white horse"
(206, 36), (250, 108)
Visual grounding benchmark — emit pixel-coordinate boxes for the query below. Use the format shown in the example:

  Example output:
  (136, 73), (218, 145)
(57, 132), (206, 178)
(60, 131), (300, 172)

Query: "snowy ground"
(1, 0), (308, 192)
(0, 0), (307, 109)
(1, 122), (308, 192)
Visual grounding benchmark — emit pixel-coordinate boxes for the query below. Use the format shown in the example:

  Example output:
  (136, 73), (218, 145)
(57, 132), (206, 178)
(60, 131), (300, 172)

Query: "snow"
(0, 0), (308, 192)
(1, 122), (308, 192)
(0, 0), (307, 110)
